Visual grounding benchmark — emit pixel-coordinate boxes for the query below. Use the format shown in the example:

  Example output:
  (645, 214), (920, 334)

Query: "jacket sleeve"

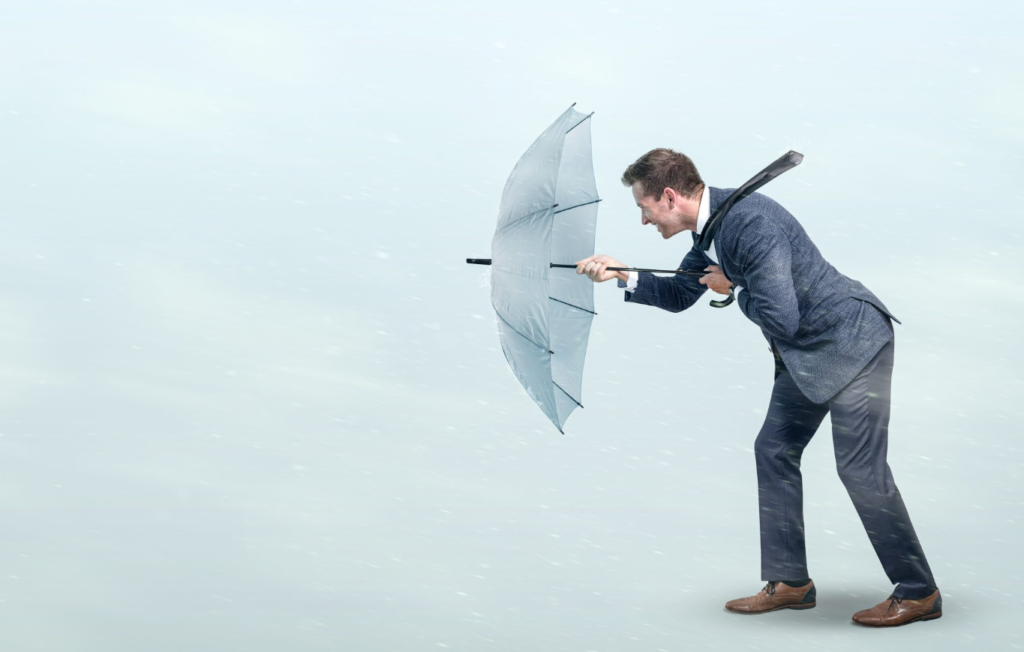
(735, 217), (800, 340)
(620, 245), (709, 313)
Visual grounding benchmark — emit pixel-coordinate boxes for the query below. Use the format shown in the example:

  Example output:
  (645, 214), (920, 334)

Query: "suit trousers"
(755, 326), (938, 600)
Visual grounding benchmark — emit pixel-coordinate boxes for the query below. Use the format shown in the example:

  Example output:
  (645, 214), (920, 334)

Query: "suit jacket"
(622, 186), (900, 404)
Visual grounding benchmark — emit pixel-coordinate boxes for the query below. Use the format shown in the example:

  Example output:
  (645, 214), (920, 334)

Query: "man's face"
(631, 183), (678, 239)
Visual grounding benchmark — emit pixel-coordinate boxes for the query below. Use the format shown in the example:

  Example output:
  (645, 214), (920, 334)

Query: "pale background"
(1, 0), (1022, 650)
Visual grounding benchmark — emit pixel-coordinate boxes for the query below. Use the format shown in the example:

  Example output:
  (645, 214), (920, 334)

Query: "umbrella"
(467, 104), (804, 433)
(466, 104), (600, 433)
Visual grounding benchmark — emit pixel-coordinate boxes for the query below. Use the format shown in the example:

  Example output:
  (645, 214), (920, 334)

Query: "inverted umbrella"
(466, 104), (600, 433)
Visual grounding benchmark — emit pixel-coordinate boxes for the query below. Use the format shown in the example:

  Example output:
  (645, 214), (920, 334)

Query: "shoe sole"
(725, 602), (816, 614)
(851, 611), (943, 627)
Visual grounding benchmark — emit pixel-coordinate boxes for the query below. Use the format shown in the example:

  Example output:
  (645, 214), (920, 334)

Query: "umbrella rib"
(493, 308), (554, 355)
(553, 198), (602, 214)
(565, 112), (594, 135)
(553, 381), (583, 408)
(493, 203), (559, 237)
(548, 296), (596, 315)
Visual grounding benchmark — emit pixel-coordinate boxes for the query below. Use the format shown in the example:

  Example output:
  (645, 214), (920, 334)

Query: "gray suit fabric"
(621, 186), (900, 405)
(620, 186), (937, 599)
(759, 335), (937, 599)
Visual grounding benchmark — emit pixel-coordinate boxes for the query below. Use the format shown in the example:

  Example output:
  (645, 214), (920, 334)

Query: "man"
(575, 148), (941, 627)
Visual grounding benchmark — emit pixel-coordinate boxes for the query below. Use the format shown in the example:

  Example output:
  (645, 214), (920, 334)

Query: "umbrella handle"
(709, 286), (735, 309)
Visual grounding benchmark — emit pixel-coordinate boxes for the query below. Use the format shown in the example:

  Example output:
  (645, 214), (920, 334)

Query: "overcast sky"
(1, 1), (1022, 650)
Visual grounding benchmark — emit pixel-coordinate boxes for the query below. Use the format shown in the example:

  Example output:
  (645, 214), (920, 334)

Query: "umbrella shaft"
(550, 263), (706, 277)
(467, 260), (707, 277)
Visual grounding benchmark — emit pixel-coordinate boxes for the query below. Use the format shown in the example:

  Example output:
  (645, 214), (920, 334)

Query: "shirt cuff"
(624, 270), (639, 292)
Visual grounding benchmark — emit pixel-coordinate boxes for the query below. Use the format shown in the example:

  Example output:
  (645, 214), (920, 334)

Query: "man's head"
(621, 148), (704, 239)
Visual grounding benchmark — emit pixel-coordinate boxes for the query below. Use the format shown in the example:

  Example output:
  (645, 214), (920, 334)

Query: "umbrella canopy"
(488, 104), (601, 433)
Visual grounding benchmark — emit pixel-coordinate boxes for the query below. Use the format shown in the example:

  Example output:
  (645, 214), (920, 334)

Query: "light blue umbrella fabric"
(490, 105), (600, 433)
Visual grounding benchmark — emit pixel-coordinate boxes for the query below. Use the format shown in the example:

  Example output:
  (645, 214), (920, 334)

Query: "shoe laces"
(885, 593), (903, 613)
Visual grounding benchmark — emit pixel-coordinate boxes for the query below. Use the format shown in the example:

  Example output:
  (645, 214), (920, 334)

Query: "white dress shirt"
(624, 185), (740, 294)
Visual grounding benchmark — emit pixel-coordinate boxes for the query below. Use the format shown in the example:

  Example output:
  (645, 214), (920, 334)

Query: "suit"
(622, 186), (901, 405)
(620, 186), (938, 600)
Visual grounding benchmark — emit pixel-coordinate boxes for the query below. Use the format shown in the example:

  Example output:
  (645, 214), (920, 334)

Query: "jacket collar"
(707, 186), (729, 218)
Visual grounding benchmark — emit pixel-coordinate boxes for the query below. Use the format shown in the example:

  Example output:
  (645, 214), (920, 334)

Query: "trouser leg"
(756, 361), (830, 581)
(830, 336), (938, 599)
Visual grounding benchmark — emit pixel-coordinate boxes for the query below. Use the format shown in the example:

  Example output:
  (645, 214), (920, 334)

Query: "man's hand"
(575, 254), (628, 283)
(699, 265), (734, 295)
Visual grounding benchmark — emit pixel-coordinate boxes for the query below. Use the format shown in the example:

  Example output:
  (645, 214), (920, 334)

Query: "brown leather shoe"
(851, 589), (942, 627)
(725, 580), (816, 614)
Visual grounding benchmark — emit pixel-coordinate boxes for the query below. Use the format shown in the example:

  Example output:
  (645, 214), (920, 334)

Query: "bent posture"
(576, 148), (940, 627)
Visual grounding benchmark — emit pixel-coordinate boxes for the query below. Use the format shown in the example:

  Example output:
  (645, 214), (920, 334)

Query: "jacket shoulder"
(718, 201), (773, 246)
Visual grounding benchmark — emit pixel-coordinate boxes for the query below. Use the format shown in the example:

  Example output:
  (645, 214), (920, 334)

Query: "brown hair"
(621, 148), (704, 200)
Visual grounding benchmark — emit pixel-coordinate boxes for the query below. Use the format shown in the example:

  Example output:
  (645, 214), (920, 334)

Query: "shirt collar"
(694, 185), (711, 235)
